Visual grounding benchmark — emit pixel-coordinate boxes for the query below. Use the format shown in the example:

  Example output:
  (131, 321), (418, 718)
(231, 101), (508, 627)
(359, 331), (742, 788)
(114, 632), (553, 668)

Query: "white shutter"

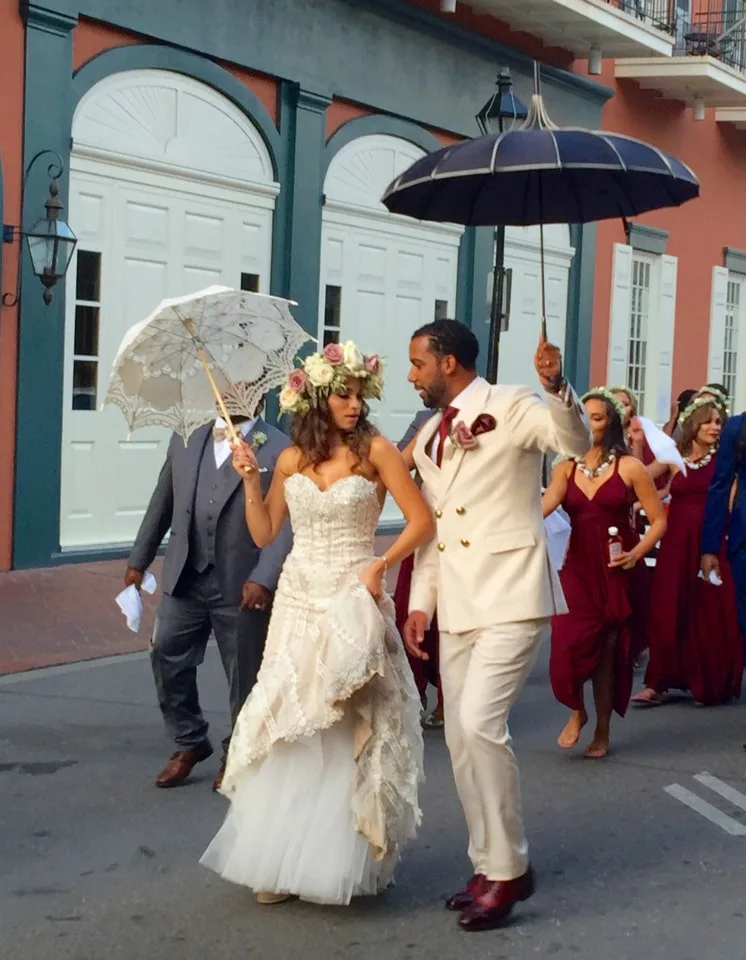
(654, 254), (678, 424)
(607, 243), (633, 385)
(707, 266), (729, 382)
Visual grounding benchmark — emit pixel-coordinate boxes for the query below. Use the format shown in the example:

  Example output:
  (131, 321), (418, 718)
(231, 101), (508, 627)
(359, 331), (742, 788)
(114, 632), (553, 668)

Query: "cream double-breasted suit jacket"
(410, 377), (592, 634)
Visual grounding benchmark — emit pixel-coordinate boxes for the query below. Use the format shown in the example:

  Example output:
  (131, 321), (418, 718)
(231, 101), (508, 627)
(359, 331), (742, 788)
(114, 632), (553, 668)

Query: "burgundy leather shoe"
(458, 867), (535, 932)
(155, 743), (213, 788)
(445, 874), (486, 911)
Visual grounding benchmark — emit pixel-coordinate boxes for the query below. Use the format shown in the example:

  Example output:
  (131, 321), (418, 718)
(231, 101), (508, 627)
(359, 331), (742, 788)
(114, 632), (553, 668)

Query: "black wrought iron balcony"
(604, 1), (677, 36)
(458, 0), (676, 60)
(676, 3), (746, 74)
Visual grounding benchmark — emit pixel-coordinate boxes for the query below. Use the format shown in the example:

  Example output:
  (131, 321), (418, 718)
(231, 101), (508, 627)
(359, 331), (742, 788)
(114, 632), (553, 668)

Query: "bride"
(201, 341), (433, 907)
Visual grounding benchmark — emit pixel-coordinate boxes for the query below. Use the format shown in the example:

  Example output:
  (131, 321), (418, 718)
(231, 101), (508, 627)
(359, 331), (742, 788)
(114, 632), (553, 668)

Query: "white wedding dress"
(201, 474), (425, 905)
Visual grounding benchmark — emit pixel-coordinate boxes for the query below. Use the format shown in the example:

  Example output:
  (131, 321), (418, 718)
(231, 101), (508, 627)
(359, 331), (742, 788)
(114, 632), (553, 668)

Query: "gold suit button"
(456, 506), (466, 515)
(460, 539), (470, 547)
(435, 509), (443, 519)
(438, 543), (446, 552)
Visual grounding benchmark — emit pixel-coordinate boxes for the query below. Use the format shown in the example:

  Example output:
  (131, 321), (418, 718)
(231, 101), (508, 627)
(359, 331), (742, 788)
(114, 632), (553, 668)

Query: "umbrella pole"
(180, 319), (240, 444)
(197, 352), (240, 444)
(539, 222), (547, 341)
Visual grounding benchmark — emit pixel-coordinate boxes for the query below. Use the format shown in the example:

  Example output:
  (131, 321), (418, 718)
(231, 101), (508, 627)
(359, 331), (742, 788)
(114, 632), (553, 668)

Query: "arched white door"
(61, 70), (279, 549)
(493, 224), (575, 387)
(320, 134), (463, 526)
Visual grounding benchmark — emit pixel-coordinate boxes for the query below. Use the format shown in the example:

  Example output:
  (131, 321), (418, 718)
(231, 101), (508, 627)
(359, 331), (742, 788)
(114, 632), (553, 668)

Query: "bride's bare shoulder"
(368, 433), (400, 463)
(276, 445), (303, 476)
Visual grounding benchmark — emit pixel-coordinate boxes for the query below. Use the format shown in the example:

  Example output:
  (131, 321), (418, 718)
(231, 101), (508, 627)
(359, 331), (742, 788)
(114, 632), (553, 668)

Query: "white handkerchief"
(544, 507), (572, 571)
(638, 416), (687, 476)
(697, 569), (723, 587)
(115, 572), (157, 633)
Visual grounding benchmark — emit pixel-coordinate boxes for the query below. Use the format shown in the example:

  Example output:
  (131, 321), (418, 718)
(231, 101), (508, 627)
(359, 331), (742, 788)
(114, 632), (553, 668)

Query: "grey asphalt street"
(2, 645), (746, 960)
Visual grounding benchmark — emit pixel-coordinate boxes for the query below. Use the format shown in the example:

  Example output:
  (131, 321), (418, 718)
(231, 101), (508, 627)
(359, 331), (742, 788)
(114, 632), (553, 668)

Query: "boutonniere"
(450, 413), (497, 451)
(451, 421), (479, 450)
(251, 431), (268, 449)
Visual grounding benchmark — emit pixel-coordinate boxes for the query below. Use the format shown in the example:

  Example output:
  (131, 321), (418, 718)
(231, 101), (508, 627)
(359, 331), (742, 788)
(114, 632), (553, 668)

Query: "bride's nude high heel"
(255, 891), (292, 905)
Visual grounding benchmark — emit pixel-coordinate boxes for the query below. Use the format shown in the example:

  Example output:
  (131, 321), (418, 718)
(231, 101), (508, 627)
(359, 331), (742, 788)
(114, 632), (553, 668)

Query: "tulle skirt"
(200, 710), (396, 905)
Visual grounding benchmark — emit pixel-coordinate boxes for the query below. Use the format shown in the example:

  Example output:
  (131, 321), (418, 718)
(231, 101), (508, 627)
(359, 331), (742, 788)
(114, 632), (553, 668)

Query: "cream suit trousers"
(439, 619), (547, 881)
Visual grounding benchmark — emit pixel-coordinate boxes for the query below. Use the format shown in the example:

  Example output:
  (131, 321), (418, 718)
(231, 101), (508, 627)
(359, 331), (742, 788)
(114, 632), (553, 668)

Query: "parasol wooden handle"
(183, 318), (253, 474)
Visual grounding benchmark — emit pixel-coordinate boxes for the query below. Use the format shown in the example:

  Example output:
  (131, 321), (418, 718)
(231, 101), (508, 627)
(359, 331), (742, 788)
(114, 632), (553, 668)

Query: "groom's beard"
(421, 372), (447, 410)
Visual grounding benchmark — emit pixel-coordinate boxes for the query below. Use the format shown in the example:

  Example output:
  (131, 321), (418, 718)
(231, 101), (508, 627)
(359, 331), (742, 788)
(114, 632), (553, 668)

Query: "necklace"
(684, 444), (716, 470)
(575, 451), (616, 480)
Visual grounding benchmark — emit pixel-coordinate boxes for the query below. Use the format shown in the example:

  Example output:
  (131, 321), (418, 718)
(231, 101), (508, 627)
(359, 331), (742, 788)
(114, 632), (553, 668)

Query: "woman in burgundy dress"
(632, 398), (742, 707)
(542, 389), (667, 758)
(394, 414), (444, 728)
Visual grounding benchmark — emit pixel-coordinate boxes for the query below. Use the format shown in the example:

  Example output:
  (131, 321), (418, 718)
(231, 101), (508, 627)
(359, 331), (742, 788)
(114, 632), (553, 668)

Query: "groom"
(403, 319), (591, 932)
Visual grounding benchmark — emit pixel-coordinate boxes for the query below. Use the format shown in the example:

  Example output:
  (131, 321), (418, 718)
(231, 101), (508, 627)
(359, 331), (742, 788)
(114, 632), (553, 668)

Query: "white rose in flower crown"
(304, 355), (335, 387)
(279, 386), (301, 411)
(342, 340), (364, 371)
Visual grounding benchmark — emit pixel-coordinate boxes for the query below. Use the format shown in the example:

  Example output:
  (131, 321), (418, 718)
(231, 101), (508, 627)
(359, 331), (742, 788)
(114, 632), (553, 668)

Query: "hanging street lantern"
(476, 69), (528, 384)
(2, 150), (78, 307)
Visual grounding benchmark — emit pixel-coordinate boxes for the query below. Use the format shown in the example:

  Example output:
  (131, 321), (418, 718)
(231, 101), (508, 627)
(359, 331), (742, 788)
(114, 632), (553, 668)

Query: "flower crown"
(678, 394), (725, 426)
(607, 384), (638, 412)
(693, 386), (729, 416)
(279, 340), (384, 415)
(582, 387), (626, 422)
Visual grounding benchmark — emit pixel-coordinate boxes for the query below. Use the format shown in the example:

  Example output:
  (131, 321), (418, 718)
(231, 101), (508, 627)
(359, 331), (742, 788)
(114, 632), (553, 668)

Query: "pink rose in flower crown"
(364, 355), (380, 375)
(452, 420), (478, 450)
(323, 343), (345, 364)
(288, 369), (308, 393)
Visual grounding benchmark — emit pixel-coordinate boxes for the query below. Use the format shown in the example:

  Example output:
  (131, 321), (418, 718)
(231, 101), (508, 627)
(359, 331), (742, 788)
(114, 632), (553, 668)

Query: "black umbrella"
(382, 64), (700, 373)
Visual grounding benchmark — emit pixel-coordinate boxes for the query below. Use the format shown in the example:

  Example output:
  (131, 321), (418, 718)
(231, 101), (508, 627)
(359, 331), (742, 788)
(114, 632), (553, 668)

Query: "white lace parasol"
(103, 285), (313, 442)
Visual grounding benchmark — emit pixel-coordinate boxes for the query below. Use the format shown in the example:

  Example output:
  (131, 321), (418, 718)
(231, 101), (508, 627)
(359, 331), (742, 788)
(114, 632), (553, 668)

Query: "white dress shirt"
(213, 417), (256, 468)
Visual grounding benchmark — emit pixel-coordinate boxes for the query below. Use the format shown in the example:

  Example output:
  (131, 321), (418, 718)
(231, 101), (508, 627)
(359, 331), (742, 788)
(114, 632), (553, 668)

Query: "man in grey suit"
(125, 399), (291, 791)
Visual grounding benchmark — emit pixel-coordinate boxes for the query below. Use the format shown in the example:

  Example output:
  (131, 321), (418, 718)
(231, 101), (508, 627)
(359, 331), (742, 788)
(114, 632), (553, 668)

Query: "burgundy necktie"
(436, 406), (459, 468)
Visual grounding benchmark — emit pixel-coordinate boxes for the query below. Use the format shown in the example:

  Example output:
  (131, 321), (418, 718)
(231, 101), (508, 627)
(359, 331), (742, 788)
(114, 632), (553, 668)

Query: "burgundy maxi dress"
(644, 458), (742, 705)
(550, 461), (649, 718)
(394, 553), (441, 701)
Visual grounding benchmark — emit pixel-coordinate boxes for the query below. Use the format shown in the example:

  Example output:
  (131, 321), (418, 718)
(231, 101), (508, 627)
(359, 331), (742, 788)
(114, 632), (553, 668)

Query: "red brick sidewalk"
(0, 537), (398, 675)
(0, 559), (163, 675)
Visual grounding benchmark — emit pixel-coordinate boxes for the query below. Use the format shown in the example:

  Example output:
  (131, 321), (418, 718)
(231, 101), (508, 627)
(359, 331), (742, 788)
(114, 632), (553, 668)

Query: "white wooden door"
(60, 163), (273, 548)
(320, 210), (461, 526)
(492, 225), (574, 387)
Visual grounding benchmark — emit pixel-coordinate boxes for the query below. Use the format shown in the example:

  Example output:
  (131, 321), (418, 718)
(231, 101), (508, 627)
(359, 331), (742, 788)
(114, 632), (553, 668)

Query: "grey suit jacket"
(128, 418), (292, 607)
(397, 409), (434, 452)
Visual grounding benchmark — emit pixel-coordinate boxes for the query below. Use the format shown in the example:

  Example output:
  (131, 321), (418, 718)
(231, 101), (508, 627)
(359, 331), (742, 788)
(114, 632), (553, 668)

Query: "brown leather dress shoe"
(155, 743), (213, 788)
(458, 867), (535, 932)
(445, 874), (486, 911)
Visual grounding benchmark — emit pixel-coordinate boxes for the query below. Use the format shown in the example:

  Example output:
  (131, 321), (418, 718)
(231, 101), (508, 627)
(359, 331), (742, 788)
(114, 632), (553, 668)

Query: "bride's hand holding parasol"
(232, 438), (259, 477)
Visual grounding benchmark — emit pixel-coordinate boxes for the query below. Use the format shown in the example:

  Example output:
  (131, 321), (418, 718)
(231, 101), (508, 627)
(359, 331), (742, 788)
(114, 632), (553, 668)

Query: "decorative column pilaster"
(14, 0), (78, 567)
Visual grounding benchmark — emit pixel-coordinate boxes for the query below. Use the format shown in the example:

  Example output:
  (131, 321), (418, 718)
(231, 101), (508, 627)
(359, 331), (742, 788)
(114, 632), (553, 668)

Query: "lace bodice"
(283, 474), (382, 589)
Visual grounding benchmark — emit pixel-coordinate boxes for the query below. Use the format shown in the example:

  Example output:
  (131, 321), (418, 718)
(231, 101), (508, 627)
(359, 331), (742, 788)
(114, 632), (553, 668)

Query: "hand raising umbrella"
(104, 285), (312, 448)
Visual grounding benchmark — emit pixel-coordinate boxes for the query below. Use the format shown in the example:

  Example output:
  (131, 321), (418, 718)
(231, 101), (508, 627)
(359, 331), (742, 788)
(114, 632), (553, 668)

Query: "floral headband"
(279, 340), (384, 415)
(607, 384), (638, 411)
(694, 386), (729, 415)
(678, 394), (724, 426)
(582, 387), (626, 422)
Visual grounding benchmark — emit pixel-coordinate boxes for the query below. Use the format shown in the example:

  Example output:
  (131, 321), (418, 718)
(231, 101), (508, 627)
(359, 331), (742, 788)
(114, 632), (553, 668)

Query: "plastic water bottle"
(608, 526), (623, 564)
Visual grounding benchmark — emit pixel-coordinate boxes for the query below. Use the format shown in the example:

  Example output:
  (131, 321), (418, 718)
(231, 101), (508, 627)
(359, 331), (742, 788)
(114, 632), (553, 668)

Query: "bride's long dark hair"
(290, 392), (378, 473)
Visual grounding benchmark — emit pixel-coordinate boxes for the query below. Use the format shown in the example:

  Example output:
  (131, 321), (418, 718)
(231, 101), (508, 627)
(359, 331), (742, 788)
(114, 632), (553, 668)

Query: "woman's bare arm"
(233, 442), (297, 547)
(369, 436), (434, 568)
(542, 460), (572, 518)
